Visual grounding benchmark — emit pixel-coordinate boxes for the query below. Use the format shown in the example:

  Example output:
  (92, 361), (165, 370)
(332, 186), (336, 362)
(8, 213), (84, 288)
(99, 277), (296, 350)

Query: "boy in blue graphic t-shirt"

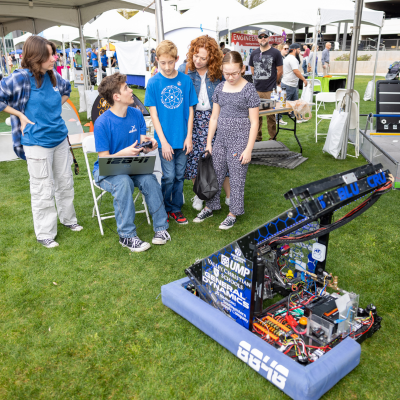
(93, 73), (171, 253)
(145, 40), (198, 225)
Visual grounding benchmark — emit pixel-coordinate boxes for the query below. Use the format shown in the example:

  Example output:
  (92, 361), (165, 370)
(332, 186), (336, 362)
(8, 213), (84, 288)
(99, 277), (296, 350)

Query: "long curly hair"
(21, 36), (57, 88)
(186, 35), (223, 82)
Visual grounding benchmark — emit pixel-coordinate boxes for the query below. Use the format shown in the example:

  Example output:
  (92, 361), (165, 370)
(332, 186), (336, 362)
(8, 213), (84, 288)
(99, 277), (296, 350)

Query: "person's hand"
(19, 114), (35, 135)
(183, 137), (193, 155)
(240, 148), (252, 165)
(123, 141), (143, 156)
(303, 80), (308, 87)
(161, 141), (174, 161)
(323, 64), (326, 69)
(205, 144), (212, 155)
(142, 136), (158, 153)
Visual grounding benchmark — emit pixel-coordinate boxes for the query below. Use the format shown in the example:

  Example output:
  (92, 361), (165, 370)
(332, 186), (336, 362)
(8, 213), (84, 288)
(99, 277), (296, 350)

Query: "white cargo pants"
(23, 138), (77, 240)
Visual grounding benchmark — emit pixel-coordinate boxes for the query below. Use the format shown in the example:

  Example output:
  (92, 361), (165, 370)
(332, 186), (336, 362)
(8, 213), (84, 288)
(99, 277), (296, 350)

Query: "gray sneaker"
(119, 236), (150, 252)
(152, 230), (171, 245)
(63, 223), (83, 231)
(219, 215), (237, 230)
(37, 239), (59, 248)
(193, 207), (213, 223)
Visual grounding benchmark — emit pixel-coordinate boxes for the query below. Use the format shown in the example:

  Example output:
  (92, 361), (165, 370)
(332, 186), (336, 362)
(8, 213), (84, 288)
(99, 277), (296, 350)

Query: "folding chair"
(82, 135), (150, 236)
(315, 92), (337, 142)
(335, 89), (360, 157)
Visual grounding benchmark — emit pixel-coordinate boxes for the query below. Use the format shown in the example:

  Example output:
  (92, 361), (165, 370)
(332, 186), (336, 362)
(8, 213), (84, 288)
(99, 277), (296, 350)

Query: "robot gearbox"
(162, 163), (392, 400)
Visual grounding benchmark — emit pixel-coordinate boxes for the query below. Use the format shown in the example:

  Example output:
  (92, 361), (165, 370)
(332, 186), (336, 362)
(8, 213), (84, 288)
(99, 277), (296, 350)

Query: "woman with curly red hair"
(183, 35), (230, 211)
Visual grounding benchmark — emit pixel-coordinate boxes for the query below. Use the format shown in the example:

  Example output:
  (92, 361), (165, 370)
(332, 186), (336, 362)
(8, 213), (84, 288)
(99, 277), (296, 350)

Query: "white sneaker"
(119, 236), (150, 252)
(37, 239), (59, 248)
(191, 195), (204, 211)
(152, 230), (171, 245)
(63, 223), (83, 231)
(219, 215), (237, 230)
(297, 119), (308, 124)
(279, 120), (288, 126)
(225, 197), (230, 206)
(193, 207), (213, 223)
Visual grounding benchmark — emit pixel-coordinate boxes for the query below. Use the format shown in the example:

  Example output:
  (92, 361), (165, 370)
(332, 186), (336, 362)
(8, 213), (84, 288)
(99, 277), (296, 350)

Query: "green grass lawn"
(1, 76), (399, 399)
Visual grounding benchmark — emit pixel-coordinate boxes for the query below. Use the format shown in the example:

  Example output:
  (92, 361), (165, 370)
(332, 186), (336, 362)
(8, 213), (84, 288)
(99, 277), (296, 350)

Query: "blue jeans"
(94, 170), (168, 238)
(158, 148), (187, 213)
(281, 83), (299, 118)
(302, 59), (307, 74)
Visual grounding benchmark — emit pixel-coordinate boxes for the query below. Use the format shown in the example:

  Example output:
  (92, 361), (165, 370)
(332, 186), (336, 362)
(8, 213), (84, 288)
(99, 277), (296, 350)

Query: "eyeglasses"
(258, 35), (268, 39)
(222, 70), (241, 78)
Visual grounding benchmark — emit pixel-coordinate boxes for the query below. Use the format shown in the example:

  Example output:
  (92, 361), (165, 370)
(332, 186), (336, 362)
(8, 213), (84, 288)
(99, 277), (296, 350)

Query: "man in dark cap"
(249, 28), (283, 141)
(281, 43), (308, 122)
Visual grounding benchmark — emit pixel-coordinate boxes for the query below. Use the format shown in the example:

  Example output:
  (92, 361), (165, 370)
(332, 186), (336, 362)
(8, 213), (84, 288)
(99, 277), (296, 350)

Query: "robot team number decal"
(106, 157), (150, 164)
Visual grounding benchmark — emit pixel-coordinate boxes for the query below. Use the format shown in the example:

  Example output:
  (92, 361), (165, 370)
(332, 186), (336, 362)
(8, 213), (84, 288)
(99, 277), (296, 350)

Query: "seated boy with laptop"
(93, 73), (171, 252)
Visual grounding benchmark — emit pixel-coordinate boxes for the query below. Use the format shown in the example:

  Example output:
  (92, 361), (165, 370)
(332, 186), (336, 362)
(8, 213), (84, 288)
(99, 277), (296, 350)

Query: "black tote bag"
(193, 151), (219, 201)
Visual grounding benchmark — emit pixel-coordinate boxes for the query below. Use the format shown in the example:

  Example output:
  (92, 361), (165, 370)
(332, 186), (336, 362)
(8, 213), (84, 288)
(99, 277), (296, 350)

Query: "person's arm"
(250, 66), (254, 75)
(240, 107), (259, 164)
(149, 106), (173, 161)
(183, 106), (194, 155)
(205, 103), (221, 154)
(139, 113), (158, 152)
(98, 142), (143, 158)
(2, 105), (34, 134)
(276, 65), (283, 84)
(292, 69), (307, 86)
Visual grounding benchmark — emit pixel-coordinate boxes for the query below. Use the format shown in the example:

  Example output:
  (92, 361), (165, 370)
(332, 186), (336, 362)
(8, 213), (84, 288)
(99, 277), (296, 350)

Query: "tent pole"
(32, 18), (36, 35)
(1, 25), (9, 76)
(155, 0), (165, 43)
(62, 34), (67, 79)
(310, 12), (320, 101)
(107, 37), (112, 72)
(336, 23), (341, 43)
(227, 17), (231, 46)
(77, 7), (89, 90)
(97, 30), (102, 85)
(69, 41), (72, 68)
(292, 23), (295, 43)
(216, 17), (219, 43)
(0, 26), (6, 76)
(370, 20), (383, 102)
(338, 0), (364, 159)
(147, 25), (151, 71)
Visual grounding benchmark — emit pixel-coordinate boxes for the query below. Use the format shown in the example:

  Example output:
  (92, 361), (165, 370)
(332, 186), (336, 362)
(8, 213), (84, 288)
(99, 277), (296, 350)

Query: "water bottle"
(271, 88), (277, 101)
(281, 88), (287, 107)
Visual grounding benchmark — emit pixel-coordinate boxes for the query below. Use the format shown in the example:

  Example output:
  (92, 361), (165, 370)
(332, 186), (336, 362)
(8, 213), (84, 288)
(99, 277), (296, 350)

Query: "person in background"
(301, 44), (310, 74)
(112, 51), (118, 67)
(151, 60), (158, 76)
(100, 50), (108, 72)
(144, 40), (198, 225)
(248, 28), (283, 141)
(183, 35), (230, 212)
(91, 47), (98, 68)
(281, 43), (308, 123)
(59, 52), (64, 66)
(0, 35), (82, 248)
(150, 48), (156, 67)
(321, 42), (331, 74)
(87, 51), (92, 66)
(277, 43), (289, 59)
(282, 29), (287, 43)
(308, 44), (319, 75)
(193, 51), (260, 230)
(272, 43), (278, 49)
(1, 55), (8, 74)
(177, 59), (187, 73)
(220, 42), (226, 51)
(8, 54), (13, 72)
(222, 48), (231, 55)
(74, 49), (82, 68)
(11, 53), (17, 67)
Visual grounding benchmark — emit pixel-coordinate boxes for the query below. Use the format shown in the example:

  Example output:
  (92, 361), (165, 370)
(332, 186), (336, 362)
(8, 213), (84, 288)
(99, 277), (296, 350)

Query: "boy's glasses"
(223, 71), (241, 77)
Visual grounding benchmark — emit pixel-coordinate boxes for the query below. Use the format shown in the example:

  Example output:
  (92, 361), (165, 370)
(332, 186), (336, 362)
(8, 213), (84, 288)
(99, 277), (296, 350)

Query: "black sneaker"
(193, 207), (213, 223)
(37, 239), (59, 248)
(219, 215), (236, 230)
(170, 211), (188, 225)
(152, 230), (171, 245)
(63, 223), (83, 231)
(119, 236), (150, 252)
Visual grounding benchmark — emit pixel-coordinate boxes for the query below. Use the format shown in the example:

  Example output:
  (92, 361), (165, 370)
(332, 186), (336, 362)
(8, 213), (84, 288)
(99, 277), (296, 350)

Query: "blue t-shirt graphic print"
(144, 71), (198, 149)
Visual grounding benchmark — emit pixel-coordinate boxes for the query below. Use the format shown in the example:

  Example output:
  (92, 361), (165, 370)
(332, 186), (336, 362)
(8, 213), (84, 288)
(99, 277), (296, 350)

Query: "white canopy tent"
(0, 0), (155, 86)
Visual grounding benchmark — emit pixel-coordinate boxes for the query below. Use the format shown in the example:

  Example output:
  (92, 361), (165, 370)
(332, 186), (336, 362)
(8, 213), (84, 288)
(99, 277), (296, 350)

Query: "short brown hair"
(98, 72), (127, 106)
(222, 51), (244, 75)
(156, 40), (178, 59)
(21, 36), (57, 88)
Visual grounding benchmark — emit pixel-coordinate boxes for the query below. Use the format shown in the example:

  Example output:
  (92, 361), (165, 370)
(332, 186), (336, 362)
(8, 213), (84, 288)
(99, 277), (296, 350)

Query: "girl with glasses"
(193, 51), (260, 230)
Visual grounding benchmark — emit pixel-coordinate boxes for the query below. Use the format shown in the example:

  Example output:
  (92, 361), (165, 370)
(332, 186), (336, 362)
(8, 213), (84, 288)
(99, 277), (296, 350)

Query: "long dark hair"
(22, 36), (57, 88)
(222, 51), (244, 75)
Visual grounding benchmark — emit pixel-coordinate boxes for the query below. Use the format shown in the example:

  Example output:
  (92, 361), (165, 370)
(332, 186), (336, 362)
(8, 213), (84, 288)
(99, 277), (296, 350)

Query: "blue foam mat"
(162, 278), (361, 400)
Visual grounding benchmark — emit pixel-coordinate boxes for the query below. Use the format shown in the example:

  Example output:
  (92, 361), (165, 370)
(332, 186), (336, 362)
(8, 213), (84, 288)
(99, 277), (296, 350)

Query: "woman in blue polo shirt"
(91, 48), (99, 68)
(0, 36), (82, 248)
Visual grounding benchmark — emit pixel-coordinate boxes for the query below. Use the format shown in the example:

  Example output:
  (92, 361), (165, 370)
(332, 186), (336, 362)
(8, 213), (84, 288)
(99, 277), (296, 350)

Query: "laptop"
(98, 156), (156, 176)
